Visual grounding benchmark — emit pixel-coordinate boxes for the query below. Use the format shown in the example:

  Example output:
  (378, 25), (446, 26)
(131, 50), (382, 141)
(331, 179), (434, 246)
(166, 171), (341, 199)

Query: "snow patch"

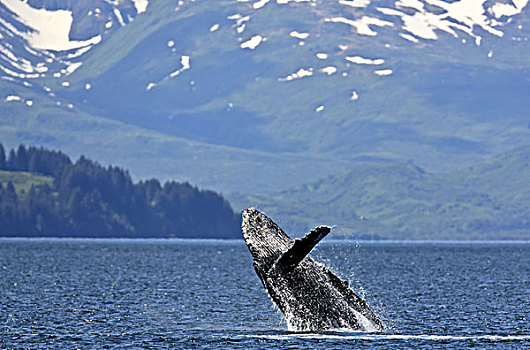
(290, 31), (310, 39)
(339, 0), (371, 8)
(65, 62), (82, 75)
(321, 66), (337, 75)
(169, 55), (190, 77)
(132, 0), (149, 14)
(241, 35), (265, 49)
(278, 67), (313, 81)
(277, 0), (310, 3)
(374, 69), (393, 76)
(113, 8), (126, 26)
(345, 56), (384, 65)
(253, 0), (270, 9)
(400, 33), (419, 42)
(2, 0), (102, 51)
(67, 46), (93, 59)
(325, 16), (393, 36)
(237, 24), (246, 33)
(5, 95), (22, 102)
(376, 0), (524, 42)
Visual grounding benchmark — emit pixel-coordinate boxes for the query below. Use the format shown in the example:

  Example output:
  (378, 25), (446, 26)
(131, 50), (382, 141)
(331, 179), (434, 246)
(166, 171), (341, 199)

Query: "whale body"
(241, 208), (383, 331)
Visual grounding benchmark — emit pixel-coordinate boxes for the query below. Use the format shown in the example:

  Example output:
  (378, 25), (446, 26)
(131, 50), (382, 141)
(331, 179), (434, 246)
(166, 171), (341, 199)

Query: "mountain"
(0, 0), (529, 198)
(231, 145), (530, 240)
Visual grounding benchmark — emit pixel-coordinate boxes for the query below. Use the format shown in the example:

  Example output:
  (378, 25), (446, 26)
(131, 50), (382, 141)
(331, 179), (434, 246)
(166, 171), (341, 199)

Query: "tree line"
(0, 143), (241, 238)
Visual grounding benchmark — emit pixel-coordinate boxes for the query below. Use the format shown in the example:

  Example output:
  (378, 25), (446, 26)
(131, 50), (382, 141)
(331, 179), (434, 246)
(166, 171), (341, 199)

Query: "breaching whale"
(241, 208), (383, 332)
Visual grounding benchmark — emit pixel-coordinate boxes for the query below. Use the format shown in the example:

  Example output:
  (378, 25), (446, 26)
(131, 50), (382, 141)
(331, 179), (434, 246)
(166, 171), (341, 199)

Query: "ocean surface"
(1, 239), (529, 349)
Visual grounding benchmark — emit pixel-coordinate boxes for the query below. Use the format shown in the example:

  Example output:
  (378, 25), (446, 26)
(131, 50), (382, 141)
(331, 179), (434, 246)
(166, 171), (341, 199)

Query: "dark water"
(1, 239), (529, 349)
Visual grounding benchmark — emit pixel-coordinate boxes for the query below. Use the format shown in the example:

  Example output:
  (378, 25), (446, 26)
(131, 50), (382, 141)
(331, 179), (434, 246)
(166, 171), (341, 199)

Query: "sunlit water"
(1, 239), (529, 349)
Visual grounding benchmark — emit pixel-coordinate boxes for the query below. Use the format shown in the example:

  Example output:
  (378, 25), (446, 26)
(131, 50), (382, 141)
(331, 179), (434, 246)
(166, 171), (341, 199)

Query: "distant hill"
(0, 143), (241, 238)
(231, 146), (530, 240)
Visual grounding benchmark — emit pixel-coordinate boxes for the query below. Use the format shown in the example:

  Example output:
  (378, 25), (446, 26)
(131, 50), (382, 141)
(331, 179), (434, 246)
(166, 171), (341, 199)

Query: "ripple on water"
(0, 239), (529, 349)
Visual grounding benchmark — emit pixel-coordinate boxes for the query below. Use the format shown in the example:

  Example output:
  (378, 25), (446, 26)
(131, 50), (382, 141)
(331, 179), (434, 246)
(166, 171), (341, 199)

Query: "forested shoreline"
(0, 143), (241, 238)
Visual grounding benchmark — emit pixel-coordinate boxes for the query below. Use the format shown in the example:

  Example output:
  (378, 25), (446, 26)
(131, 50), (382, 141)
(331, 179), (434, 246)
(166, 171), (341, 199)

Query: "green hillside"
(231, 146), (530, 240)
(0, 170), (54, 197)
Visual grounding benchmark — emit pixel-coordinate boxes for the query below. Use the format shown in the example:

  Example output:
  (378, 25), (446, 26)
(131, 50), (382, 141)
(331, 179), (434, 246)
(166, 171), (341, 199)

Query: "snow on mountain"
(2, 0), (102, 51)
(0, 0), (529, 195)
(1, 0), (527, 100)
(0, 0), (142, 95)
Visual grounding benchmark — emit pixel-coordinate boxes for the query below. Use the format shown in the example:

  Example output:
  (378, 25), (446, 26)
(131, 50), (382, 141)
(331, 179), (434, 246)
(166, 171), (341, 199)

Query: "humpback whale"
(241, 208), (383, 332)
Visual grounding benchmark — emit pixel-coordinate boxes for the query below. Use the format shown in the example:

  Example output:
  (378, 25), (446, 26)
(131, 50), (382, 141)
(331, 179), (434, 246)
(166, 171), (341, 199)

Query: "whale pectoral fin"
(272, 225), (331, 273)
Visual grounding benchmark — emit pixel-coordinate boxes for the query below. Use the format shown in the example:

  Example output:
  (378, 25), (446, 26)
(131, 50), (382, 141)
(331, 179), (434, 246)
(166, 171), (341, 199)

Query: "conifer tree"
(0, 143), (5, 170)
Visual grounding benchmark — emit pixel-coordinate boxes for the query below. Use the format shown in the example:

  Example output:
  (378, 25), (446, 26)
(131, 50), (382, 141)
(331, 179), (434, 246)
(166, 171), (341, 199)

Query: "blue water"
(1, 239), (529, 349)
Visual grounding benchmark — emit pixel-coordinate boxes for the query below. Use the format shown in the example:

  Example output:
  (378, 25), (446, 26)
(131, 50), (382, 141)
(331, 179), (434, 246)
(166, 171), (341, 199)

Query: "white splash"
(316, 53), (328, 60)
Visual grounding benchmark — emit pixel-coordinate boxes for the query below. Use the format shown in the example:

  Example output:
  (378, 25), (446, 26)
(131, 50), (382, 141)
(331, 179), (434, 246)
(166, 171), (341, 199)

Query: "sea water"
(1, 239), (529, 349)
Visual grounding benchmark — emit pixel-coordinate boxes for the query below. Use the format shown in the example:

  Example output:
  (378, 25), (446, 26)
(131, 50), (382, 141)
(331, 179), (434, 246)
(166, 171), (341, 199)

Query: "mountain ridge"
(230, 145), (530, 240)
